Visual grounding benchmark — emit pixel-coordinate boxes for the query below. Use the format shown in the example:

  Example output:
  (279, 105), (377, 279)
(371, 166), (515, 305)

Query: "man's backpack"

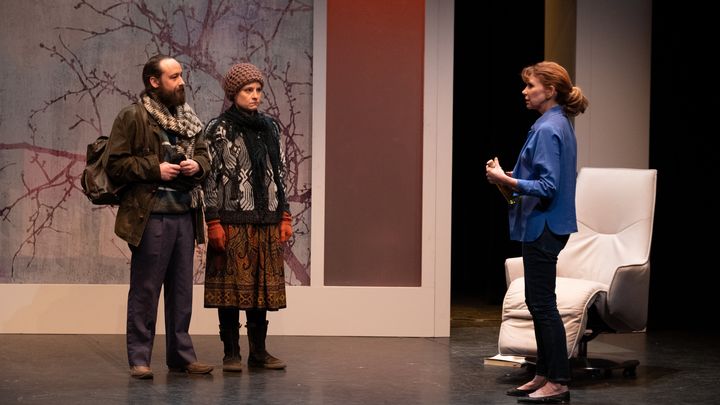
(81, 135), (125, 205)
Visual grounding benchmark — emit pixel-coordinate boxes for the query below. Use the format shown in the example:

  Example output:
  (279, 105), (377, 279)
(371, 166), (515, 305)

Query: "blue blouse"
(509, 105), (578, 242)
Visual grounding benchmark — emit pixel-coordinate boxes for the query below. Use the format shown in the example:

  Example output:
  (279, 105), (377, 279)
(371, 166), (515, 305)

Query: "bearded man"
(106, 55), (213, 379)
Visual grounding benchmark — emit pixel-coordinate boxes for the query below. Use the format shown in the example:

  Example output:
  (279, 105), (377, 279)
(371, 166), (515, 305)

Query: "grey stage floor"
(1, 303), (718, 404)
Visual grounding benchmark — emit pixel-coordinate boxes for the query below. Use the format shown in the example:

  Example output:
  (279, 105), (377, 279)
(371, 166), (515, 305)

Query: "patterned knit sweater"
(202, 105), (289, 224)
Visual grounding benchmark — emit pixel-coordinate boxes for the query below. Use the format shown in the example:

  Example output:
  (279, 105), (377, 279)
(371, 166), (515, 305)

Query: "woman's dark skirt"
(204, 223), (287, 310)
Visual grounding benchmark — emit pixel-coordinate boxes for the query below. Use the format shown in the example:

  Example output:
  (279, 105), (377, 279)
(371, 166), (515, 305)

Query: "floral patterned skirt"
(204, 223), (287, 310)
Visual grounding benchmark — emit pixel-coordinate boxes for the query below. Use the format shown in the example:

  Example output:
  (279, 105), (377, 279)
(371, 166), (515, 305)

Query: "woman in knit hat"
(202, 62), (292, 371)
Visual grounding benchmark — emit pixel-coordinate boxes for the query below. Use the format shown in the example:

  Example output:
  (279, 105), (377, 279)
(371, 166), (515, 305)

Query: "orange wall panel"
(325, 0), (424, 286)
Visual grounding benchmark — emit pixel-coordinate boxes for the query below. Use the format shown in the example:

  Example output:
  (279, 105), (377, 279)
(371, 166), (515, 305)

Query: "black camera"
(162, 141), (186, 164)
(169, 152), (187, 164)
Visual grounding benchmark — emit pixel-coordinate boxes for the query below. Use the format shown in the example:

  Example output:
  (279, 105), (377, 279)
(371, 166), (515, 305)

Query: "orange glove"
(206, 219), (226, 252)
(280, 212), (293, 242)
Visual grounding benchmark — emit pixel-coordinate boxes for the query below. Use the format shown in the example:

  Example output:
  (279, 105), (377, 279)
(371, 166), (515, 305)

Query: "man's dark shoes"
(168, 361), (214, 374)
(129, 365), (153, 379)
(518, 391), (570, 403)
(506, 387), (537, 397)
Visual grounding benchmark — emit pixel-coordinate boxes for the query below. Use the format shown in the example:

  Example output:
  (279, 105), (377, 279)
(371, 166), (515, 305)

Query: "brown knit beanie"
(221, 63), (264, 100)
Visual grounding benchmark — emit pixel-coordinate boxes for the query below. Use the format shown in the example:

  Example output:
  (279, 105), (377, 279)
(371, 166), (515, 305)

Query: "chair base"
(520, 356), (639, 378)
(571, 357), (639, 378)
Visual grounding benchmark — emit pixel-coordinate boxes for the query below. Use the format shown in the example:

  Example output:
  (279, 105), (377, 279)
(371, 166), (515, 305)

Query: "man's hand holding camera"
(160, 143), (200, 180)
(179, 159), (200, 176)
(160, 156), (200, 180)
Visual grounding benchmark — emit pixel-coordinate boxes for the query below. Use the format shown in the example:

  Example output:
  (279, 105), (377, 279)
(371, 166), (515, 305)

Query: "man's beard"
(155, 85), (186, 107)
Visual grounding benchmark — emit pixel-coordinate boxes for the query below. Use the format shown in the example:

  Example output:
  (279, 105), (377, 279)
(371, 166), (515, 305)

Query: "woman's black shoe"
(506, 387), (536, 397)
(517, 391), (570, 403)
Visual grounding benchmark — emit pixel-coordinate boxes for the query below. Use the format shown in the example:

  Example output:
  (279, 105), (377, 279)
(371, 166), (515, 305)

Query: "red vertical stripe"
(325, 0), (424, 286)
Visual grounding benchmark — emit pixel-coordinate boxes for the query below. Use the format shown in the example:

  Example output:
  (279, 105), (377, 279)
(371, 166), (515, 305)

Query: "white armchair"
(498, 167), (657, 376)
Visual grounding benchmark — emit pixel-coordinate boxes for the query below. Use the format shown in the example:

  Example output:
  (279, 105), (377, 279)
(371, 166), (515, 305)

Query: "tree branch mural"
(0, 0), (312, 285)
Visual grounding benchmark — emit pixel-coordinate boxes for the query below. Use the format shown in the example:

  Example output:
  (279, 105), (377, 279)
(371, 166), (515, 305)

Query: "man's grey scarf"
(141, 94), (204, 208)
(141, 94), (203, 159)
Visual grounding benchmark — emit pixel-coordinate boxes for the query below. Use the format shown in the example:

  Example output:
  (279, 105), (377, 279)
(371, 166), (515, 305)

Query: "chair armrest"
(505, 257), (524, 287)
(604, 262), (651, 331)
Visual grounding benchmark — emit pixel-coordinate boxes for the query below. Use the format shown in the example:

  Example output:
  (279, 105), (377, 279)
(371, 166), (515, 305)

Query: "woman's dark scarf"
(220, 104), (286, 211)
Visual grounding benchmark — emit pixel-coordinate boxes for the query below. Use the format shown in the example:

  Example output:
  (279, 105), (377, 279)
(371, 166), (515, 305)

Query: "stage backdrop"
(0, 0), (312, 285)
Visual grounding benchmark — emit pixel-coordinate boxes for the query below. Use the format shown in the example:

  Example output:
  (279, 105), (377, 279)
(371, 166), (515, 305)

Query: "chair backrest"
(557, 168), (657, 286)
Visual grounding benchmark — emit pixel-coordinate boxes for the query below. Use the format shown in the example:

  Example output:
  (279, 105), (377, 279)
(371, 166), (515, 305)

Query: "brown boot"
(168, 362), (214, 374)
(219, 323), (243, 372)
(129, 365), (153, 379)
(246, 320), (286, 369)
